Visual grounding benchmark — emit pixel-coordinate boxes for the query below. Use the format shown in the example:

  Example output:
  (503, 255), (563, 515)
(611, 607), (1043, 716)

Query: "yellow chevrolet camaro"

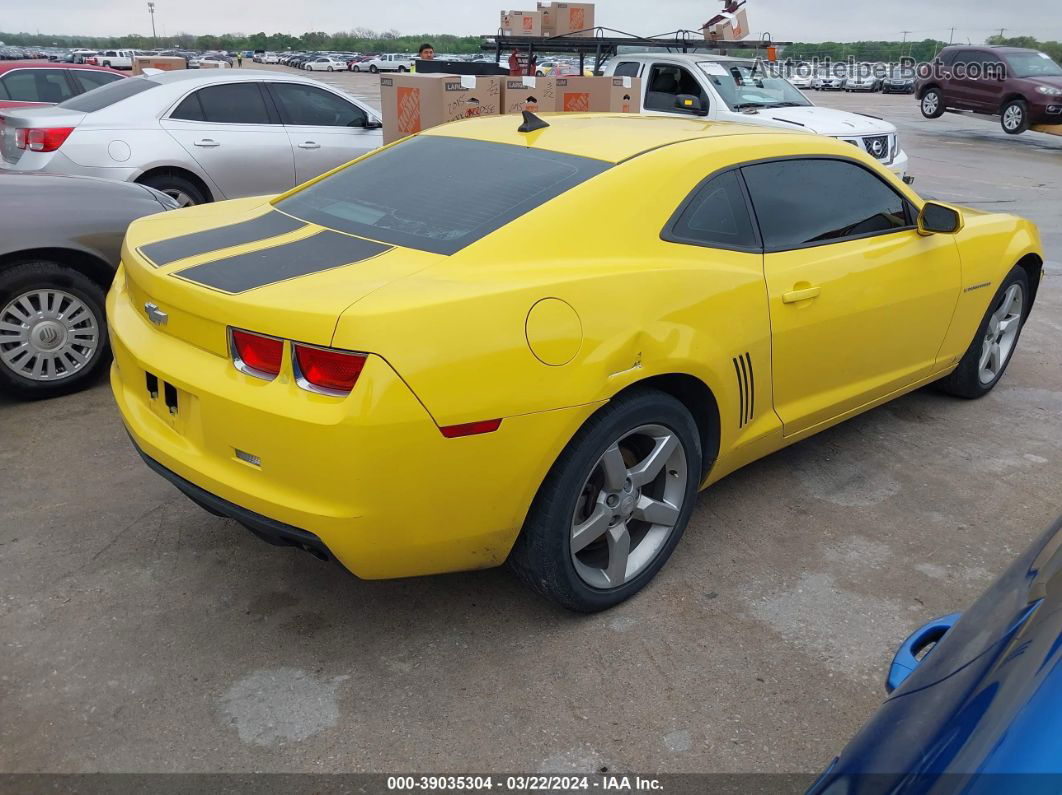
(109, 113), (1043, 611)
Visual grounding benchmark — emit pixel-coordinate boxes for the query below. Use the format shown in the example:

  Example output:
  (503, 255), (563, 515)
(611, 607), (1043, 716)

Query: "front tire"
(508, 389), (702, 612)
(0, 261), (110, 400)
(937, 265), (1029, 399)
(369, 65), (378, 73)
(921, 87), (945, 118)
(1001, 99), (1030, 135)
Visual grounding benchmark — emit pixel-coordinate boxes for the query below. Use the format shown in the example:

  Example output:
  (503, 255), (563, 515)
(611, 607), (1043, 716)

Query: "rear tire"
(921, 87), (945, 119)
(937, 265), (1029, 399)
(138, 172), (207, 207)
(1001, 99), (1030, 135)
(0, 261), (110, 400)
(508, 389), (702, 612)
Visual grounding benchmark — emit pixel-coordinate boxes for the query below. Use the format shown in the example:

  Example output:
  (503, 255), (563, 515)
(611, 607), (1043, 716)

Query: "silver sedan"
(0, 70), (382, 206)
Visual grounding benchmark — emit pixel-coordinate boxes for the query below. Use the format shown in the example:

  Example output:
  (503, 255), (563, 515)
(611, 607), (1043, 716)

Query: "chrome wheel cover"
(570, 424), (688, 589)
(0, 288), (100, 382)
(978, 283), (1023, 384)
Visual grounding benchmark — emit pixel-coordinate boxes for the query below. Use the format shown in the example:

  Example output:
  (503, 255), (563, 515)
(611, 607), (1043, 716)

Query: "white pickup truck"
(360, 53), (414, 73)
(605, 53), (910, 181)
(89, 49), (136, 70)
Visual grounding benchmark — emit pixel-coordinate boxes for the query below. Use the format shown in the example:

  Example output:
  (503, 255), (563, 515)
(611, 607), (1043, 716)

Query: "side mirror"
(674, 94), (708, 116)
(918, 202), (964, 235)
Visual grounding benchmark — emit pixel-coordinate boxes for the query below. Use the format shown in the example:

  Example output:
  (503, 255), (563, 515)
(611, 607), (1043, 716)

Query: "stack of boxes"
(379, 2), (642, 143)
(500, 3), (596, 37)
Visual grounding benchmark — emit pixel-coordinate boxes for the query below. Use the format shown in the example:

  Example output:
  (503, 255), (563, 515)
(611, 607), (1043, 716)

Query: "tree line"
(2, 29), (1060, 63)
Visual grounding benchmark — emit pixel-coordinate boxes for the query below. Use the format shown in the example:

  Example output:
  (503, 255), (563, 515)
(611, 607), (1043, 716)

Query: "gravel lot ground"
(1, 66), (1060, 776)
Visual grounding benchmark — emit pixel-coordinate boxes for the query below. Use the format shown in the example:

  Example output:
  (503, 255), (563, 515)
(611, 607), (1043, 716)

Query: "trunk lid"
(122, 199), (436, 355)
(0, 106), (87, 165)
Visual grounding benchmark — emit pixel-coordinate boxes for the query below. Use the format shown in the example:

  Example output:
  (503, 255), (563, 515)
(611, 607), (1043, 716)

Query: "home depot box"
(380, 73), (502, 144)
(500, 10), (544, 36)
(703, 8), (750, 41)
(131, 56), (186, 75)
(550, 2), (595, 36)
(551, 76), (639, 113)
(537, 2), (554, 35)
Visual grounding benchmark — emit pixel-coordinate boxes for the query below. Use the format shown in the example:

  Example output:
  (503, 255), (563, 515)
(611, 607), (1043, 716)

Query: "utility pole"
(147, 2), (157, 46)
(998, 28), (1006, 40)
(948, 27), (955, 44)
(900, 30), (911, 59)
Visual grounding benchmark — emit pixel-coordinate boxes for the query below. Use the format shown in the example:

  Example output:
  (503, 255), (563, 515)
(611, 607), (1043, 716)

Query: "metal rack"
(484, 27), (791, 74)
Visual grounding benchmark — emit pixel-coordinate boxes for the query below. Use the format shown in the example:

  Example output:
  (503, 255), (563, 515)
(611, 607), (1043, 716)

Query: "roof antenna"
(518, 110), (550, 133)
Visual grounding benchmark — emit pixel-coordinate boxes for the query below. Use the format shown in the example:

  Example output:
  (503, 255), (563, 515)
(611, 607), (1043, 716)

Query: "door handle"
(782, 286), (821, 304)
(298, 141), (321, 149)
(193, 138), (219, 147)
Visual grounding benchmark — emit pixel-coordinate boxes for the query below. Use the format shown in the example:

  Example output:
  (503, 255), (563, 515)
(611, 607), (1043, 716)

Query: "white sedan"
(304, 56), (346, 72)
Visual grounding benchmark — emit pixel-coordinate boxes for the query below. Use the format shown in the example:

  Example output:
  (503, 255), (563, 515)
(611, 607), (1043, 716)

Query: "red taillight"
(439, 419), (502, 438)
(231, 329), (284, 378)
(15, 127), (74, 152)
(294, 344), (366, 394)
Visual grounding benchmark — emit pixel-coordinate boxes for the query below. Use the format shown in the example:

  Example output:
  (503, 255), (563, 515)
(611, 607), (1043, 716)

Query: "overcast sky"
(6, 0), (1062, 43)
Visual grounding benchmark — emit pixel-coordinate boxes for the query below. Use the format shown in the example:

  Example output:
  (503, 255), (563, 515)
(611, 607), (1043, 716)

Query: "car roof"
(0, 61), (123, 74)
(422, 113), (801, 163)
(619, 51), (756, 65)
(142, 68), (318, 86)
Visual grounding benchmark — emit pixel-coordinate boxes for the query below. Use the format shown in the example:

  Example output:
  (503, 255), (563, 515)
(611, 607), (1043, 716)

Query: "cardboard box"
(537, 2), (554, 35)
(131, 56), (186, 75)
(502, 76), (560, 113)
(550, 2), (595, 36)
(379, 73), (502, 144)
(703, 8), (749, 41)
(552, 76), (639, 113)
(500, 10), (544, 37)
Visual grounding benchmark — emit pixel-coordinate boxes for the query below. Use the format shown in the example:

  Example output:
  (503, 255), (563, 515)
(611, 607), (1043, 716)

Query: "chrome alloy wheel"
(922, 93), (940, 115)
(1002, 104), (1024, 132)
(160, 188), (195, 207)
(0, 289), (100, 381)
(978, 282), (1023, 384)
(570, 424), (688, 589)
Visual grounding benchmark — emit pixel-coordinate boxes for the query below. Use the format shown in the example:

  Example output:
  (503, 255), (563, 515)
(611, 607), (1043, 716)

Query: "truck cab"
(605, 52), (909, 180)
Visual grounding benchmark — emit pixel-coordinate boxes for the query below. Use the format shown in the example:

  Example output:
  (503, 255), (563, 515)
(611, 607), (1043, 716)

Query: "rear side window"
(613, 61), (641, 77)
(171, 83), (272, 124)
(742, 158), (911, 250)
(58, 76), (157, 112)
(276, 136), (611, 255)
(71, 70), (124, 93)
(0, 69), (76, 104)
(665, 170), (759, 250)
(268, 83), (366, 127)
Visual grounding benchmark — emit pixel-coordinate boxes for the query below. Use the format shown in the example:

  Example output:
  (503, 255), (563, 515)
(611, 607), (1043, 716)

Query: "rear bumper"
(108, 266), (596, 579)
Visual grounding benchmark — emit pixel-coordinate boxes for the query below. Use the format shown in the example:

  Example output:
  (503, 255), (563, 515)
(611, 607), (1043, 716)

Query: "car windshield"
(276, 136), (612, 255)
(57, 76), (158, 112)
(1005, 51), (1062, 78)
(698, 62), (812, 110)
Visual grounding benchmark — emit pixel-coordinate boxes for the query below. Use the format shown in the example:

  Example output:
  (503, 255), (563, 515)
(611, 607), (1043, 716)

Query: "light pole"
(147, 2), (157, 47)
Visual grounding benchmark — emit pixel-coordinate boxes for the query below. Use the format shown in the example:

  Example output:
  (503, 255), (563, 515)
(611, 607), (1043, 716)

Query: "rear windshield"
(275, 135), (611, 255)
(57, 76), (158, 112)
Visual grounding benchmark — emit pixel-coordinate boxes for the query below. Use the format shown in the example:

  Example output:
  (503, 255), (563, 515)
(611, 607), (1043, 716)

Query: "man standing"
(410, 43), (434, 73)
(236, 51), (243, 68)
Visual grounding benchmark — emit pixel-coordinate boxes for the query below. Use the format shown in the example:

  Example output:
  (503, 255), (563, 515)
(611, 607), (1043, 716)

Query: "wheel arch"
(0, 247), (114, 289)
(999, 93), (1029, 113)
(1016, 252), (1043, 309)
(917, 82), (941, 100)
(610, 373), (721, 480)
(135, 166), (214, 203)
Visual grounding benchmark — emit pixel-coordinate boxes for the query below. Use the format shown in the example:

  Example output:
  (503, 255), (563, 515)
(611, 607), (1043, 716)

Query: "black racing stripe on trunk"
(173, 230), (392, 293)
(139, 211), (307, 266)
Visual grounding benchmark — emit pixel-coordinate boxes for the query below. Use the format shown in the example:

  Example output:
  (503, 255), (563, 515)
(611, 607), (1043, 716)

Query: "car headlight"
(1036, 86), (1062, 96)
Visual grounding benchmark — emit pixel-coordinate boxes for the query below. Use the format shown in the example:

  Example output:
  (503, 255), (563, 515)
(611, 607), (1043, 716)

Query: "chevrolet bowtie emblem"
(144, 302), (168, 326)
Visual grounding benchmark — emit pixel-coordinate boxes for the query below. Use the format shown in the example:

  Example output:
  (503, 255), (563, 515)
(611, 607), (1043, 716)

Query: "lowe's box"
(380, 74), (502, 144)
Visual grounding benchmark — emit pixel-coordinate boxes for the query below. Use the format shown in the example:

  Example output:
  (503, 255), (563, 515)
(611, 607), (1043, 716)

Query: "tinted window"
(0, 69), (75, 103)
(644, 64), (708, 113)
(1005, 51), (1062, 78)
(276, 136), (611, 255)
(742, 159), (911, 250)
(667, 170), (758, 250)
(613, 61), (641, 77)
(58, 76), (157, 112)
(269, 83), (366, 127)
(183, 83), (272, 124)
(71, 69), (124, 93)
(170, 92), (205, 121)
